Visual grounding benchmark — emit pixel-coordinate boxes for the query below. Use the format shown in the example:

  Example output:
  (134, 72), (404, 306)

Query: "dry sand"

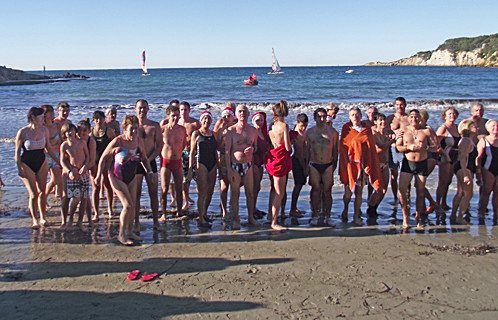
(1, 186), (497, 319)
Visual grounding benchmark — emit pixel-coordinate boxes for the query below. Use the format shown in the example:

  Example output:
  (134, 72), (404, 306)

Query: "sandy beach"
(1, 181), (497, 319)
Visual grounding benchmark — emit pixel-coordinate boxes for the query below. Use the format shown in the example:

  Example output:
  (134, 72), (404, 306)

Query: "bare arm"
(149, 123), (164, 161)
(14, 128), (26, 177)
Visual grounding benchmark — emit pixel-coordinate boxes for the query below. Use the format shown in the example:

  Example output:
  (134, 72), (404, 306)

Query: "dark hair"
(167, 105), (180, 115)
(374, 113), (386, 121)
(296, 113), (309, 123)
(180, 101), (191, 110)
(57, 101), (70, 109)
(169, 99), (180, 107)
(409, 109), (420, 115)
(273, 100), (289, 118)
(395, 97), (406, 105)
(78, 118), (91, 130)
(122, 114), (139, 129)
(61, 123), (77, 140)
(314, 107), (327, 120)
(41, 104), (54, 114)
(27, 107), (44, 123)
(136, 99), (148, 107)
(93, 110), (105, 120)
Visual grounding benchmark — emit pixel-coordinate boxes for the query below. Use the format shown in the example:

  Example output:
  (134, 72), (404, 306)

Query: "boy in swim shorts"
(60, 123), (89, 231)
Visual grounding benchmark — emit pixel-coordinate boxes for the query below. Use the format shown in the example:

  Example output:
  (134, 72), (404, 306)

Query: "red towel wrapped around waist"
(339, 122), (382, 192)
(265, 143), (292, 177)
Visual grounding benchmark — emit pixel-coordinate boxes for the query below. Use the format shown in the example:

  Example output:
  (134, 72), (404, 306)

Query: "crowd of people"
(14, 98), (497, 245)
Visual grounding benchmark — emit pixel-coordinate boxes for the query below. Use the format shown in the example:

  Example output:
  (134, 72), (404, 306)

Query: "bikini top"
(24, 129), (46, 151)
(49, 131), (60, 142)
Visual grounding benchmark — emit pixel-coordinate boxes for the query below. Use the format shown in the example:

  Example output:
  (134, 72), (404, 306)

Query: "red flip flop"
(127, 270), (141, 281)
(139, 272), (159, 282)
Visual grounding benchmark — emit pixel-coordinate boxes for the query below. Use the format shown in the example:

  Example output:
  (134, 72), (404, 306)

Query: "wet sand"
(1, 181), (497, 319)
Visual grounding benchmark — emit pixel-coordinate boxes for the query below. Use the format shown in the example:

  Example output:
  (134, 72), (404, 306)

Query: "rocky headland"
(0, 66), (89, 85)
(366, 33), (498, 67)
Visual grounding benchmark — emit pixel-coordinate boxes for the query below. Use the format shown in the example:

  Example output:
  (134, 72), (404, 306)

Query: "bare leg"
(342, 185), (352, 223)
(243, 166), (259, 226)
(160, 167), (172, 223)
(228, 167), (242, 229)
(134, 174), (144, 232)
(270, 175), (288, 231)
(144, 171), (161, 231)
(399, 172), (413, 229)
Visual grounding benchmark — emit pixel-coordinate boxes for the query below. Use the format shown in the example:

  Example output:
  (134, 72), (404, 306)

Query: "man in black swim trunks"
(225, 105), (260, 229)
(134, 99), (164, 231)
(396, 109), (438, 229)
(306, 107), (339, 226)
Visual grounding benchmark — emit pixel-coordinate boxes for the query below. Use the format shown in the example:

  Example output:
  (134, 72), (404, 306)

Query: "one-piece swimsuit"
(109, 137), (141, 185)
(21, 129), (46, 173)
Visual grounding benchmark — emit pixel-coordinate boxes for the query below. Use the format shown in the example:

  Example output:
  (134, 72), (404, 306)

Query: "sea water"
(1, 66), (497, 234)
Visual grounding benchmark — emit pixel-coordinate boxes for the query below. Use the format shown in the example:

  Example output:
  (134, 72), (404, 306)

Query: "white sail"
(268, 48), (283, 74)
(141, 51), (149, 75)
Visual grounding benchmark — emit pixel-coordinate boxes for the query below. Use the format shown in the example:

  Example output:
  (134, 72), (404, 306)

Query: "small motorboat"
(244, 73), (258, 86)
(345, 68), (354, 74)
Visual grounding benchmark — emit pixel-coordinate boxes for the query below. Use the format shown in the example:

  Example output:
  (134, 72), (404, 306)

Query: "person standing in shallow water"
(214, 104), (237, 221)
(96, 115), (153, 246)
(436, 107), (460, 211)
(134, 99), (163, 232)
(289, 113), (309, 218)
(340, 107), (383, 226)
(225, 104), (260, 229)
(178, 101), (201, 212)
(251, 111), (269, 219)
(306, 107), (338, 226)
(396, 109), (439, 229)
(476, 119), (498, 224)
(15, 107), (58, 229)
(188, 111), (218, 228)
(266, 101), (293, 231)
(159, 105), (187, 222)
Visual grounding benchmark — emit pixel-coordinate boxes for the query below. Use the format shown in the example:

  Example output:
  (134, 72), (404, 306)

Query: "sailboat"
(267, 48), (284, 75)
(141, 50), (150, 76)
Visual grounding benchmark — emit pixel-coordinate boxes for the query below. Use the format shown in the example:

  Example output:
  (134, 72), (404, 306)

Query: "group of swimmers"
(14, 98), (497, 245)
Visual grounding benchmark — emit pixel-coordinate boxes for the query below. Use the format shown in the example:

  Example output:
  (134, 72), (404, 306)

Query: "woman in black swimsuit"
(436, 107), (460, 211)
(90, 111), (116, 221)
(15, 107), (58, 229)
(188, 111), (218, 228)
(476, 119), (498, 224)
(451, 119), (478, 225)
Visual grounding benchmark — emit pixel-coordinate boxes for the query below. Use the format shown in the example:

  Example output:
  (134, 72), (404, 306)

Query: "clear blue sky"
(1, 0), (497, 70)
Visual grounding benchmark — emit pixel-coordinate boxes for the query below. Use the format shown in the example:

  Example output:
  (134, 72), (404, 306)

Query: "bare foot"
(107, 211), (115, 219)
(40, 219), (51, 227)
(290, 210), (304, 218)
(248, 218), (260, 227)
(441, 204), (451, 211)
(233, 220), (241, 230)
(159, 214), (167, 223)
(455, 217), (470, 225)
(118, 235), (133, 246)
(153, 222), (163, 232)
(133, 223), (140, 233)
(402, 222), (410, 229)
(77, 223), (88, 232)
(354, 218), (363, 226)
(31, 223), (40, 230)
(88, 220), (96, 228)
(341, 209), (348, 223)
(182, 202), (190, 211)
(416, 223), (424, 230)
(59, 224), (67, 231)
(271, 223), (288, 231)
(169, 200), (177, 208)
(91, 214), (99, 223)
(128, 232), (142, 241)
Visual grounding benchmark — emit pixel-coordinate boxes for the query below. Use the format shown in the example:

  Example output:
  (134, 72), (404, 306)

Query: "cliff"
(365, 34), (498, 67)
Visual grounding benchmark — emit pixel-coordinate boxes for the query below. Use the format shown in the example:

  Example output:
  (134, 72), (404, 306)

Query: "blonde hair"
(419, 109), (429, 121)
(458, 119), (475, 137)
